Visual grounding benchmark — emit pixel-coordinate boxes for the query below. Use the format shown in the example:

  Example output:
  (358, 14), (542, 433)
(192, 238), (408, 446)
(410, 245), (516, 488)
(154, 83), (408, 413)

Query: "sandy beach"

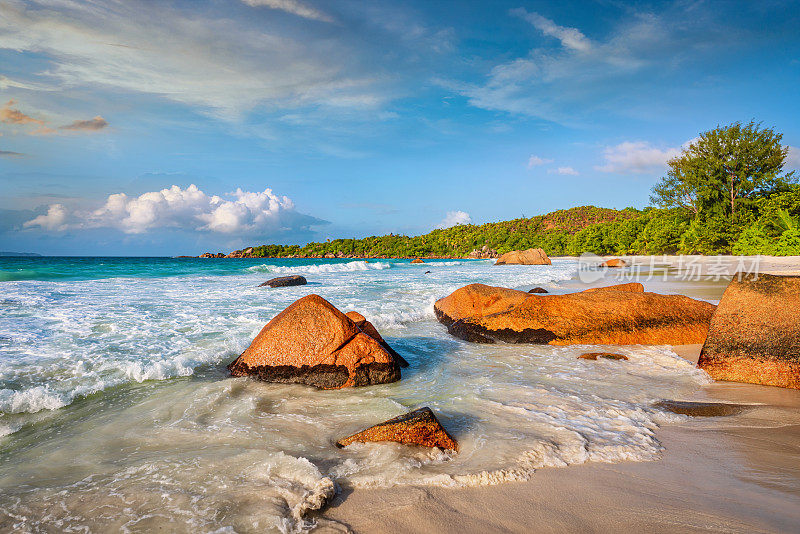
(322, 345), (800, 533)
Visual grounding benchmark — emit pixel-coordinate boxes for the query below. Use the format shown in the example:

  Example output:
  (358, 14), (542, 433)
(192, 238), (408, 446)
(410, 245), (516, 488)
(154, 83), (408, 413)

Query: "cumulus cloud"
(527, 155), (553, 168)
(23, 204), (69, 231)
(60, 116), (108, 132)
(0, 100), (44, 126)
(595, 141), (682, 174)
(241, 0), (333, 23)
(23, 185), (325, 235)
(548, 166), (579, 176)
(437, 210), (472, 229)
(511, 9), (591, 52)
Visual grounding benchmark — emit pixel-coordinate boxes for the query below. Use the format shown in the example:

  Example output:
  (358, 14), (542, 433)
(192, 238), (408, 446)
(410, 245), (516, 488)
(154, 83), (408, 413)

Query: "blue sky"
(1, 0), (799, 255)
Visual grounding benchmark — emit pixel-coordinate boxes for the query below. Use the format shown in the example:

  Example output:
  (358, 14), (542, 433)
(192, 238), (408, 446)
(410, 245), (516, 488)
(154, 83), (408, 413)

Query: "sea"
(0, 256), (715, 532)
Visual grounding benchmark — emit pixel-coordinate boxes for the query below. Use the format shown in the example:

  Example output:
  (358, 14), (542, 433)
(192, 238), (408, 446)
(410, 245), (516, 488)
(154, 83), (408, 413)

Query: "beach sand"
(321, 346), (800, 533)
(321, 257), (800, 533)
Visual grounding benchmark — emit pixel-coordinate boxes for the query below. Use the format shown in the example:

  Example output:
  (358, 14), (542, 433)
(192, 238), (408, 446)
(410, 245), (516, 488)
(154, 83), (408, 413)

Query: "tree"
(651, 121), (795, 217)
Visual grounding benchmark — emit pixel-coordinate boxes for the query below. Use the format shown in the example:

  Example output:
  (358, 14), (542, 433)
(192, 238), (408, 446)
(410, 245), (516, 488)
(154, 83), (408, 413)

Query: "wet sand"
(322, 257), (800, 533)
(322, 346), (800, 533)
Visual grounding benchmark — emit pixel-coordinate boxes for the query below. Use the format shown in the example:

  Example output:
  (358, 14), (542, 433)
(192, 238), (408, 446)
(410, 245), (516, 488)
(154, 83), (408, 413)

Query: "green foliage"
(652, 121), (795, 220)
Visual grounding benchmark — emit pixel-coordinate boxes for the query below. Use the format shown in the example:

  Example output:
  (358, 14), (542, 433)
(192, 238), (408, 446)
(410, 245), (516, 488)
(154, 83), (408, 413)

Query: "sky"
(1, 0), (799, 256)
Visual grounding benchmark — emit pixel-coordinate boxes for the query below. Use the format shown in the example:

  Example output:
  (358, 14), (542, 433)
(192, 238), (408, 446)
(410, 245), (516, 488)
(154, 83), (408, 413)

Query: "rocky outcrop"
(494, 248), (551, 266)
(579, 352), (628, 361)
(259, 275), (307, 288)
(528, 287), (548, 294)
(600, 258), (627, 268)
(411, 258), (425, 264)
(698, 273), (800, 389)
(199, 252), (225, 258)
(345, 311), (409, 368)
(336, 407), (458, 451)
(468, 245), (498, 259)
(228, 295), (401, 389)
(434, 283), (715, 345)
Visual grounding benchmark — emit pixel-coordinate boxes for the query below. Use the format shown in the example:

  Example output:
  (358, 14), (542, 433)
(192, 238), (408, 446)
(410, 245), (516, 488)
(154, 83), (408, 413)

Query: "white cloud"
(511, 9), (591, 52)
(548, 166), (579, 176)
(595, 141), (682, 174)
(787, 146), (800, 169)
(24, 185), (324, 235)
(527, 155), (553, 168)
(437, 210), (472, 229)
(241, 0), (333, 23)
(0, 1), (379, 119)
(23, 204), (68, 231)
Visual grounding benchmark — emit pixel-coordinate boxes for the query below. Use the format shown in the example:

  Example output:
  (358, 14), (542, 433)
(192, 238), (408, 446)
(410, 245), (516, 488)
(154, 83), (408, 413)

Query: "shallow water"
(0, 257), (719, 532)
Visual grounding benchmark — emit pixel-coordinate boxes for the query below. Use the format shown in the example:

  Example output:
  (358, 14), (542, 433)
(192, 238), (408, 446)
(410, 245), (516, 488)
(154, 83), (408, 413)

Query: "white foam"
(0, 386), (67, 414)
(248, 261), (391, 274)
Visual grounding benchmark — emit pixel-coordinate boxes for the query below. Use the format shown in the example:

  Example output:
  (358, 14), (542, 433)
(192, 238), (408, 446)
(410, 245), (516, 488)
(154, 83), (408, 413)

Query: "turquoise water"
(0, 257), (711, 532)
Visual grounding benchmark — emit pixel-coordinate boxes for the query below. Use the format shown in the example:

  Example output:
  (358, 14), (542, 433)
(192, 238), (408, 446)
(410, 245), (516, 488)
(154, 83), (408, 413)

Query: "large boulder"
(345, 311), (409, 368)
(434, 283), (530, 328)
(494, 248), (551, 266)
(228, 295), (401, 389)
(411, 258), (425, 264)
(698, 273), (800, 389)
(259, 275), (307, 288)
(336, 407), (458, 451)
(434, 283), (715, 345)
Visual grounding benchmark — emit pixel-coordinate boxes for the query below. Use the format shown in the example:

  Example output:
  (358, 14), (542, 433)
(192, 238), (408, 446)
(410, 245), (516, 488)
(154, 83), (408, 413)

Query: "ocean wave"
(0, 385), (68, 414)
(248, 261), (392, 274)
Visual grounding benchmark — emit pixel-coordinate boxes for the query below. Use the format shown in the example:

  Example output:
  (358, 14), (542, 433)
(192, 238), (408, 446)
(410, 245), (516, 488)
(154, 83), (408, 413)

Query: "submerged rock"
(228, 295), (401, 389)
(345, 311), (409, 368)
(259, 275), (307, 288)
(495, 248), (551, 266)
(579, 352), (628, 361)
(434, 283), (715, 345)
(654, 400), (750, 417)
(528, 287), (549, 294)
(698, 273), (800, 389)
(336, 407), (459, 451)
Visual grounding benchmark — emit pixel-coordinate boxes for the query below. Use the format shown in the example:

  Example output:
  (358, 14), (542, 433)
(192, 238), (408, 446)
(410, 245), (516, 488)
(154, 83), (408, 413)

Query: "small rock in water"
(579, 352), (628, 361)
(528, 287), (548, 294)
(654, 400), (750, 417)
(259, 275), (307, 288)
(336, 407), (459, 451)
(425, 270), (431, 274)
(411, 258), (425, 264)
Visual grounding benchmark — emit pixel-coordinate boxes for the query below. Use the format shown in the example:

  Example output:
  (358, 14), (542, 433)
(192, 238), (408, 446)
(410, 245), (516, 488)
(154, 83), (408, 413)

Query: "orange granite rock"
(228, 295), (401, 389)
(600, 258), (628, 268)
(411, 258), (425, 264)
(495, 248), (551, 265)
(435, 283), (715, 345)
(336, 407), (458, 451)
(345, 311), (409, 368)
(698, 273), (800, 389)
(582, 282), (643, 293)
(433, 283), (530, 328)
(579, 352), (629, 360)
